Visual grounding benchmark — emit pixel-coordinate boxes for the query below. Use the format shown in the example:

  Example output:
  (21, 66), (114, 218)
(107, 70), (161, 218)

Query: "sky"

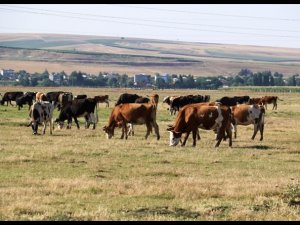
(1, 4), (300, 49)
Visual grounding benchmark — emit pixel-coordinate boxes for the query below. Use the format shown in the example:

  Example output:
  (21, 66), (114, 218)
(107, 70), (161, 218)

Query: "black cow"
(55, 97), (98, 130)
(57, 92), (73, 111)
(0, 91), (24, 106)
(16, 92), (36, 110)
(135, 97), (150, 103)
(170, 95), (210, 113)
(74, 94), (87, 100)
(45, 91), (64, 108)
(216, 96), (250, 107)
(115, 93), (141, 106)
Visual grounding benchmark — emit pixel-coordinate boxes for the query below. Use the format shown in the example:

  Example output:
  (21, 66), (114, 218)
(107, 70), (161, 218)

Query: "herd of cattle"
(0, 91), (282, 148)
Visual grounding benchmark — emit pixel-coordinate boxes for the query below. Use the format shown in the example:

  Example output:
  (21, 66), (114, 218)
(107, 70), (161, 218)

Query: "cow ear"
(102, 125), (107, 131)
(166, 127), (174, 132)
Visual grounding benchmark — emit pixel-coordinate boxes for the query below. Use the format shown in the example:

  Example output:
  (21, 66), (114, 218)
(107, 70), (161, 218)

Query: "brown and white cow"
(103, 94), (160, 140)
(259, 96), (280, 110)
(27, 101), (54, 135)
(35, 92), (47, 102)
(167, 103), (232, 148)
(231, 104), (265, 141)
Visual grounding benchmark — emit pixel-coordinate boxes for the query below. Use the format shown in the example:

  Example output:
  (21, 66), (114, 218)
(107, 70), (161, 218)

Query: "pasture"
(0, 86), (299, 221)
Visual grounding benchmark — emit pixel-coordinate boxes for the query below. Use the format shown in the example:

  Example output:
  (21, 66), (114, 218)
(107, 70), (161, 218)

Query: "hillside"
(0, 33), (300, 76)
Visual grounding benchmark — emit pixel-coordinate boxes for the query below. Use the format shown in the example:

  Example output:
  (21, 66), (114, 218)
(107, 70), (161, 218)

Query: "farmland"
(0, 86), (299, 220)
(1, 33), (300, 76)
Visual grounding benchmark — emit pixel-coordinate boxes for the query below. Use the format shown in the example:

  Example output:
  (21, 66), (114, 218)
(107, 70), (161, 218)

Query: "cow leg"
(197, 129), (201, 140)
(43, 122), (47, 135)
(84, 115), (90, 129)
(181, 132), (190, 146)
(145, 123), (152, 139)
(74, 117), (80, 129)
(9, 100), (14, 106)
(192, 129), (197, 147)
(90, 113), (96, 129)
(251, 123), (259, 140)
(226, 123), (233, 147)
(105, 100), (109, 108)
(259, 122), (264, 141)
(152, 121), (160, 140)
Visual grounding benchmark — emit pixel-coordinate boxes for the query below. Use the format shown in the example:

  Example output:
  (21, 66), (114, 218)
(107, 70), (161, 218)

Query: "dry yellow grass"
(0, 87), (300, 220)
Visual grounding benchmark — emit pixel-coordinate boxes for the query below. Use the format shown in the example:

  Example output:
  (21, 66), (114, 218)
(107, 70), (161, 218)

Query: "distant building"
(0, 69), (14, 79)
(134, 73), (151, 87)
(154, 73), (170, 83)
(49, 72), (62, 85)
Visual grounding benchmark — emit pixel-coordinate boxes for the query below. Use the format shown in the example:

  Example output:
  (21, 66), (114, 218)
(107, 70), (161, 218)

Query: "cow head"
(55, 118), (65, 129)
(103, 125), (114, 139)
(167, 125), (182, 146)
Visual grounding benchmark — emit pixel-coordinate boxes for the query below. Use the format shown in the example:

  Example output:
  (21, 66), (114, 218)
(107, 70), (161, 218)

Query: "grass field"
(0, 86), (300, 221)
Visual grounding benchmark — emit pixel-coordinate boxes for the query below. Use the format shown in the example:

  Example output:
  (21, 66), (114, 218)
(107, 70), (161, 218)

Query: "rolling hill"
(0, 33), (300, 76)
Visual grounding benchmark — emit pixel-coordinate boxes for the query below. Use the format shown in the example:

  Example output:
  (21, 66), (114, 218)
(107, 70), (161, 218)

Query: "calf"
(27, 101), (54, 135)
(167, 103), (232, 148)
(231, 104), (265, 141)
(0, 91), (23, 106)
(55, 97), (98, 130)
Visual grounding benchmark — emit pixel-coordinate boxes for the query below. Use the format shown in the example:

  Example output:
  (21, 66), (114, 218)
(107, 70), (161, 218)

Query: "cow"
(115, 93), (141, 106)
(259, 96), (281, 110)
(216, 96), (250, 107)
(57, 92), (73, 111)
(135, 97), (150, 104)
(231, 104), (265, 141)
(169, 95), (210, 114)
(103, 94), (160, 140)
(16, 92), (36, 110)
(167, 103), (232, 148)
(94, 95), (110, 107)
(248, 97), (263, 105)
(27, 101), (54, 135)
(163, 96), (180, 115)
(55, 97), (98, 130)
(0, 91), (23, 106)
(36, 92), (47, 102)
(74, 94), (87, 100)
(46, 91), (64, 108)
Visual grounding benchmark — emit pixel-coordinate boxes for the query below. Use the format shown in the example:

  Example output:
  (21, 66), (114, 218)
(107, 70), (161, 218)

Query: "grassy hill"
(0, 33), (300, 76)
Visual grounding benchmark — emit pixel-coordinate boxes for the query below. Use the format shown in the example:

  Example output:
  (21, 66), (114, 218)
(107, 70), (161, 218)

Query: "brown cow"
(36, 92), (47, 102)
(248, 97), (263, 105)
(103, 94), (160, 140)
(167, 103), (232, 148)
(94, 95), (109, 107)
(260, 96), (280, 110)
(231, 104), (265, 141)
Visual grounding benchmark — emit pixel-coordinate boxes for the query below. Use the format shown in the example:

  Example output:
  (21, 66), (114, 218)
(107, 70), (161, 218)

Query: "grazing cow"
(16, 92), (36, 110)
(57, 92), (73, 111)
(74, 94), (87, 100)
(169, 95), (210, 114)
(0, 91), (23, 106)
(260, 96), (281, 110)
(231, 104), (265, 141)
(36, 92), (47, 102)
(103, 94), (160, 140)
(167, 103), (232, 148)
(115, 93), (141, 106)
(27, 101), (54, 135)
(55, 97), (98, 130)
(94, 95), (110, 107)
(216, 96), (250, 107)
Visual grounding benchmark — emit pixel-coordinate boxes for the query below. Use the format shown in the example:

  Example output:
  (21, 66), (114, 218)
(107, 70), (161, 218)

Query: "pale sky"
(1, 4), (300, 49)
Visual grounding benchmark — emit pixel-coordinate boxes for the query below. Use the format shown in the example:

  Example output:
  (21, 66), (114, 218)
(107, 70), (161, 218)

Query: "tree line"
(0, 68), (299, 89)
